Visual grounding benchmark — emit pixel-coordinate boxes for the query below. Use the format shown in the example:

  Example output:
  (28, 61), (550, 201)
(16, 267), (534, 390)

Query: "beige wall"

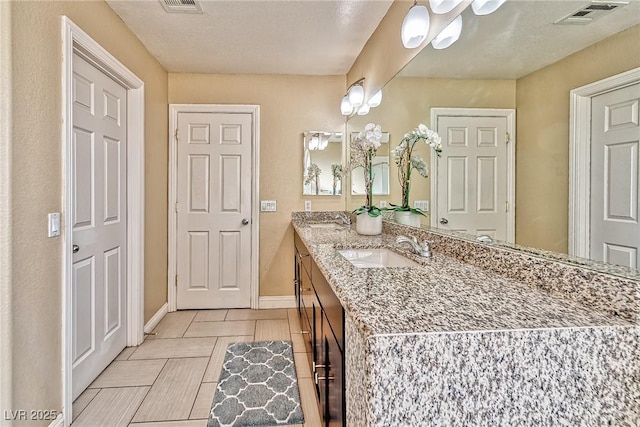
(10, 1), (167, 421)
(516, 24), (640, 253)
(169, 74), (345, 297)
(347, 77), (516, 223)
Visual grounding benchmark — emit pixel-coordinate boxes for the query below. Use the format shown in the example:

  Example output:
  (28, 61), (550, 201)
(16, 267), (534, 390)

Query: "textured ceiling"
(106, 0), (394, 75)
(400, 0), (640, 79)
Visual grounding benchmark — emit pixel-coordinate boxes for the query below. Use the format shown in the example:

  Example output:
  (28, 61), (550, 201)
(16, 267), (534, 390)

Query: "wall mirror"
(350, 131), (390, 196)
(345, 1), (640, 276)
(303, 131), (343, 196)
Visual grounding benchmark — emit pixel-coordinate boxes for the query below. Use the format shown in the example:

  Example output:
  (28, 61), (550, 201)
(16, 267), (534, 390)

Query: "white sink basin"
(337, 249), (419, 268)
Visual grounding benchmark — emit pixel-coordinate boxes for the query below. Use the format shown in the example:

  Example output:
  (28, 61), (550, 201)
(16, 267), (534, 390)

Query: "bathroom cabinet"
(294, 231), (345, 426)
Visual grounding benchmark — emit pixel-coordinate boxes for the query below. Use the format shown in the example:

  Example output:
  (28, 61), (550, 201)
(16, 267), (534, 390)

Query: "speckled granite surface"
(293, 212), (639, 426)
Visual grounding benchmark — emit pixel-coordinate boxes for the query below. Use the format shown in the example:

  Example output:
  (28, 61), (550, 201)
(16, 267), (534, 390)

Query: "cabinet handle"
(298, 253), (310, 258)
(316, 375), (335, 382)
(300, 330), (310, 335)
(300, 287), (311, 292)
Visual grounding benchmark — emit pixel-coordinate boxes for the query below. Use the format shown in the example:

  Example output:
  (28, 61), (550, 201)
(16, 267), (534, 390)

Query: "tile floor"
(72, 309), (322, 427)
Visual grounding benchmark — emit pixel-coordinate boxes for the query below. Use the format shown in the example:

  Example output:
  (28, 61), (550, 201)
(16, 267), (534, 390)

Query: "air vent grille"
(160, 0), (203, 14)
(555, 1), (628, 25)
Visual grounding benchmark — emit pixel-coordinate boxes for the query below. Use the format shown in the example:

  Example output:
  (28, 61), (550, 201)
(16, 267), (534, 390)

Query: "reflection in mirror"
(345, 1), (640, 275)
(303, 131), (343, 196)
(350, 131), (390, 196)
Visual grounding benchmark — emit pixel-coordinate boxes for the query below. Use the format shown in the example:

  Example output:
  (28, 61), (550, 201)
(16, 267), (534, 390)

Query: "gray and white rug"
(207, 340), (305, 427)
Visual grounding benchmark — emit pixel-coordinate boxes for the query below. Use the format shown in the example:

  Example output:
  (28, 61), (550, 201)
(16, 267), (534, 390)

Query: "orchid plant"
(346, 123), (383, 217)
(391, 124), (442, 215)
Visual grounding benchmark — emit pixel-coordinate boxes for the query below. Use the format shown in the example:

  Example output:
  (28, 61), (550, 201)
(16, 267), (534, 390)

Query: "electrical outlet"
(379, 200), (387, 208)
(304, 200), (312, 212)
(414, 200), (429, 212)
(260, 200), (277, 212)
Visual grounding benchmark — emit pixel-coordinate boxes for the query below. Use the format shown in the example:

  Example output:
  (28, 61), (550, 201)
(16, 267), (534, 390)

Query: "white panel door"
(436, 116), (508, 240)
(590, 83), (640, 268)
(72, 53), (127, 399)
(176, 112), (253, 309)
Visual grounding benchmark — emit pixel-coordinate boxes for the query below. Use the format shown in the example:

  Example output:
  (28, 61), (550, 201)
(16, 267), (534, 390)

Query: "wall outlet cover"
(304, 200), (312, 212)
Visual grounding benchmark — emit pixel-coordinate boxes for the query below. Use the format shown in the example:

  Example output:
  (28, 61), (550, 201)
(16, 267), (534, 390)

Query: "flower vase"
(393, 210), (422, 228)
(356, 214), (382, 235)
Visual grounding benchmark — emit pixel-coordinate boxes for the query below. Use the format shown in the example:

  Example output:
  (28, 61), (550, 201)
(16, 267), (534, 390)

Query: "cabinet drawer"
(294, 232), (311, 275)
(312, 261), (344, 351)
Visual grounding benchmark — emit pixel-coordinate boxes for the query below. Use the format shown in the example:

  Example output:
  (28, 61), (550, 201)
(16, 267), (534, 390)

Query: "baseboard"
(49, 413), (64, 427)
(258, 296), (296, 309)
(144, 302), (168, 334)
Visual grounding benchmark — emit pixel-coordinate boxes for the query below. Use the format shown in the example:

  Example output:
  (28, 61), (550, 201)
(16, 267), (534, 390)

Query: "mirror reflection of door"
(350, 131), (390, 196)
(432, 109), (515, 243)
(303, 131), (343, 196)
(590, 82), (640, 268)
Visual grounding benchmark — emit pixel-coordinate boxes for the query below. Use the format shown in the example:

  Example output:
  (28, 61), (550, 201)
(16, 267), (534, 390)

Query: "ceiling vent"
(554, 1), (628, 25)
(160, 0), (203, 14)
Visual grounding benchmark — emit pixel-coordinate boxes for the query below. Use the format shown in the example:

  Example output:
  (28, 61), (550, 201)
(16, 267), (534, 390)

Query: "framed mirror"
(303, 131), (343, 196)
(345, 1), (640, 274)
(350, 131), (390, 196)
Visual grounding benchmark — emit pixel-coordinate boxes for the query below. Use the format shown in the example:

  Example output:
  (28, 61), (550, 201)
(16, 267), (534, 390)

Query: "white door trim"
(62, 16), (145, 426)
(569, 67), (640, 258)
(430, 108), (516, 243)
(168, 104), (261, 312)
(0, 1), (13, 419)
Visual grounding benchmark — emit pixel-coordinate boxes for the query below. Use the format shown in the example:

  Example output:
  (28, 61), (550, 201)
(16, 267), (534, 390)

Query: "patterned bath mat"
(207, 340), (304, 427)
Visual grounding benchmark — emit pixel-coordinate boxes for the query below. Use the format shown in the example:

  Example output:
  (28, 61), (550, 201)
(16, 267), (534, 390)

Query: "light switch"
(48, 213), (60, 237)
(260, 200), (277, 212)
(304, 200), (312, 212)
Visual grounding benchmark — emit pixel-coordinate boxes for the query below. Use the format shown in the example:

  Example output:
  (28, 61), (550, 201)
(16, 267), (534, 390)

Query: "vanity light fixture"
(368, 89), (383, 108)
(471, 0), (507, 16)
(340, 95), (354, 116)
(429, 0), (464, 14)
(431, 14), (463, 49)
(357, 103), (371, 116)
(347, 81), (365, 108)
(401, 1), (430, 49)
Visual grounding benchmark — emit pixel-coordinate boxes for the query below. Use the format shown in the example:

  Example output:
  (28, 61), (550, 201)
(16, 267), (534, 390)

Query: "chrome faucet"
(335, 212), (351, 225)
(396, 235), (432, 258)
(476, 234), (494, 244)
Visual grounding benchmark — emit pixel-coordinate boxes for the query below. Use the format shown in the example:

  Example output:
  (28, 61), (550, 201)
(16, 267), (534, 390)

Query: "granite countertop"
(292, 218), (632, 339)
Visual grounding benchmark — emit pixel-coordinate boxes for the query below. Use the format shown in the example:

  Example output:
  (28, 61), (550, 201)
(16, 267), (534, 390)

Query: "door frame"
(430, 108), (516, 243)
(62, 17), (145, 426)
(569, 67), (640, 258)
(167, 104), (261, 312)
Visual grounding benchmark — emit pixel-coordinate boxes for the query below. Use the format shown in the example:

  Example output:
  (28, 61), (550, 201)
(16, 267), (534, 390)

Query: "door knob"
(439, 218), (448, 225)
(73, 244), (80, 253)
(242, 218), (250, 225)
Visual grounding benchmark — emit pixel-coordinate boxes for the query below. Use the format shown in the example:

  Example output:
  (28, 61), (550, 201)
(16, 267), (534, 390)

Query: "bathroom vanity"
(292, 211), (639, 426)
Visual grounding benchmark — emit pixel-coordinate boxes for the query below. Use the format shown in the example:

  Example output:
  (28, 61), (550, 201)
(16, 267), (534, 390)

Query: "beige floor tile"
(132, 357), (208, 423)
(184, 320), (255, 337)
(255, 319), (291, 341)
(129, 419), (207, 426)
(202, 335), (254, 383)
(294, 352), (312, 379)
(72, 388), (100, 421)
(129, 337), (216, 360)
(288, 308), (302, 333)
(290, 332), (307, 353)
(89, 359), (167, 388)
(225, 308), (288, 320)
(298, 378), (322, 427)
(73, 387), (149, 427)
(116, 347), (137, 361)
(193, 310), (227, 322)
(149, 311), (197, 339)
(189, 382), (217, 419)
